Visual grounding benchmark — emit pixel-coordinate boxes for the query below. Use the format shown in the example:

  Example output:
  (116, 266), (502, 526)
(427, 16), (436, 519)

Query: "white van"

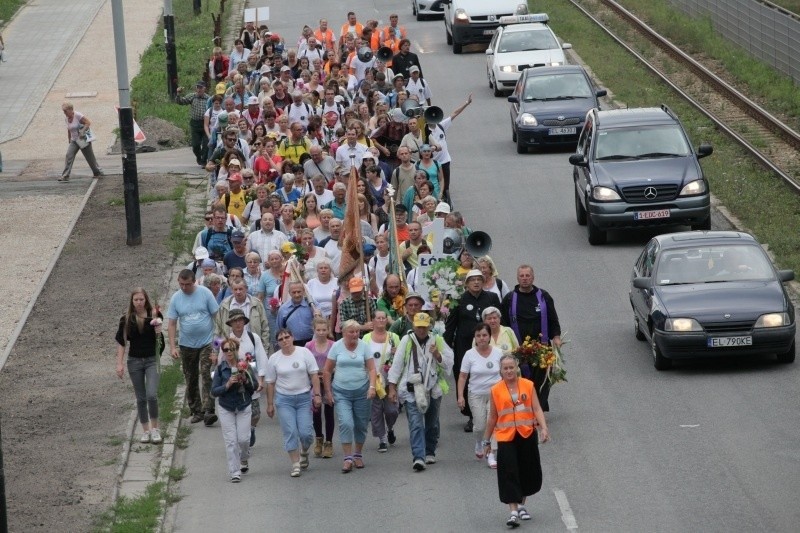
(435, 0), (528, 54)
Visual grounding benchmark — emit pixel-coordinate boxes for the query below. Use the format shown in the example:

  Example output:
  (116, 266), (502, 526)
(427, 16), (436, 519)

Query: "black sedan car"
(508, 65), (606, 153)
(629, 231), (796, 370)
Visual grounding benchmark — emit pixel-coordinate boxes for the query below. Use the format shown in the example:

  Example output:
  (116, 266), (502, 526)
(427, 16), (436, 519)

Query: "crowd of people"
(115, 12), (564, 528)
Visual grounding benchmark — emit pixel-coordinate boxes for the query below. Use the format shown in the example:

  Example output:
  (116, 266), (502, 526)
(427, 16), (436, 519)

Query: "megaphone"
(423, 106), (444, 125)
(357, 46), (374, 62)
(376, 46), (393, 62)
(401, 99), (422, 118)
(465, 231), (492, 257)
(443, 229), (463, 255)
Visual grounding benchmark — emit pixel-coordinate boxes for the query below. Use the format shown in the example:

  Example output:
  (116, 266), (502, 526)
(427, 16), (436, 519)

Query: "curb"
(156, 385), (187, 533)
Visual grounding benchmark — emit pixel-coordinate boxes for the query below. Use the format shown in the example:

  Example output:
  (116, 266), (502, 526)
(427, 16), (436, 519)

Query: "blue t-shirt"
(166, 285), (219, 348)
(257, 270), (281, 298)
(328, 339), (370, 390)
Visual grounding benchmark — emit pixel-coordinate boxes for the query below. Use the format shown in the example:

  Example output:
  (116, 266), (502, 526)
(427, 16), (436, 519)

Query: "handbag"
(374, 373), (387, 399)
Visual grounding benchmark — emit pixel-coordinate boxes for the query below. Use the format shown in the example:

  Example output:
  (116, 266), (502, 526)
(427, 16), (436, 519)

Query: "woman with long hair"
(115, 288), (164, 444)
(301, 192), (321, 229)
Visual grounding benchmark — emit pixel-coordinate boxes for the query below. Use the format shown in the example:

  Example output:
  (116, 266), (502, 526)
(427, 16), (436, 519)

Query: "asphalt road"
(172, 1), (800, 531)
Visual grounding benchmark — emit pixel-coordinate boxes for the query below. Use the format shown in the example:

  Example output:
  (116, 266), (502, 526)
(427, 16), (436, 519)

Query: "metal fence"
(668, 0), (800, 84)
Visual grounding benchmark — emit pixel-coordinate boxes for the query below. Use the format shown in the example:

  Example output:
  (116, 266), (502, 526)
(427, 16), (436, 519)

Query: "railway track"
(568, 0), (800, 193)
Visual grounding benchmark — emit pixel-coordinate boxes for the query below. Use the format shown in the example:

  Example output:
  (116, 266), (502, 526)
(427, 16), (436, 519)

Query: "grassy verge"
(130, 0), (222, 133)
(534, 0), (800, 272)
(93, 482), (180, 533)
(612, 0), (800, 128)
(0, 0), (25, 23)
(109, 183), (187, 206)
(771, 1), (800, 14)
(156, 363), (184, 427)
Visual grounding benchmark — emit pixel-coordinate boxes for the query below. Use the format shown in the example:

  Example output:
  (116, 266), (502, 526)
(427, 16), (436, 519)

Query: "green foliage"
(0, 0), (24, 23)
(93, 482), (167, 533)
(157, 363), (184, 427)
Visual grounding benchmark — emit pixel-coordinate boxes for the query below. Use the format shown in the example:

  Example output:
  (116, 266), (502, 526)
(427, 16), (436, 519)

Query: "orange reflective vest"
(314, 28), (336, 51)
(491, 378), (536, 441)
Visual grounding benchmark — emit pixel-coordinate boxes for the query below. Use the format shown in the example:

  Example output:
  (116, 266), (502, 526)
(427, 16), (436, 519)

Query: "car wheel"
(777, 340), (796, 364)
(446, 28), (453, 45)
(575, 189), (587, 225)
(453, 42), (462, 54)
(652, 334), (672, 370)
(493, 79), (503, 97)
(587, 213), (607, 245)
(416, 12), (425, 21)
(634, 316), (646, 341)
(516, 135), (526, 154)
(692, 217), (711, 231)
(412, 1), (417, 15)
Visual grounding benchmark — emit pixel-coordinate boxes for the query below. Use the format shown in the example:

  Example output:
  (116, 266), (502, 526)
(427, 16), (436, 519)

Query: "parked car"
(412, 0), (444, 20)
(486, 13), (571, 97)
(629, 231), (796, 370)
(435, 0), (528, 54)
(508, 65), (605, 153)
(570, 105), (713, 245)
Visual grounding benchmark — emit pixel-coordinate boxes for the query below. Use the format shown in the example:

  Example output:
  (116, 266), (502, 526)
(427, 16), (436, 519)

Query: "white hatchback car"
(486, 14), (571, 97)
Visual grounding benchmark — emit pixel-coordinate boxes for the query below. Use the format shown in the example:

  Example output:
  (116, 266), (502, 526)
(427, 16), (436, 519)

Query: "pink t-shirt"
(305, 339), (334, 370)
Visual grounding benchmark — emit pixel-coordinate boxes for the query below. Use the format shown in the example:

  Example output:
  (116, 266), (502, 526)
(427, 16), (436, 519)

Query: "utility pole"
(0, 412), (7, 533)
(111, 0), (142, 246)
(164, 0), (178, 99)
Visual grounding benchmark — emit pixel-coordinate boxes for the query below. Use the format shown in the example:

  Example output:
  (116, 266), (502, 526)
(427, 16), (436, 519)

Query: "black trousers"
(189, 118), (208, 165)
(497, 432), (543, 504)
(453, 349), (472, 419)
(532, 367), (551, 412)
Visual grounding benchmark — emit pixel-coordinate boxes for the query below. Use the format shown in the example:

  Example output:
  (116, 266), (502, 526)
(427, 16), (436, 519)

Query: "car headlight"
(549, 61), (563, 66)
(499, 65), (517, 73)
(754, 313), (789, 328)
(664, 318), (703, 332)
(679, 180), (707, 196)
(454, 8), (469, 22)
(591, 186), (621, 201)
(518, 113), (537, 126)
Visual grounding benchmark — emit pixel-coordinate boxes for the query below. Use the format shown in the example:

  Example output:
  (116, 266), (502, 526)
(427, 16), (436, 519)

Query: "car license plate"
(634, 209), (670, 220)
(708, 336), (753, 347)
(548, 127), (576, 135)
(483, 29), (496, 35)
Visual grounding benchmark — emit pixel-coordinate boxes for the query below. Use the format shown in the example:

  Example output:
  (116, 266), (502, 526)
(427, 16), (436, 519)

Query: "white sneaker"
(425, 454), (436, 464)
(150, 428), (162, 444)
(487, 452), (497, 469)
(474, 441), (484, 459)
(140, 431), (151, 444)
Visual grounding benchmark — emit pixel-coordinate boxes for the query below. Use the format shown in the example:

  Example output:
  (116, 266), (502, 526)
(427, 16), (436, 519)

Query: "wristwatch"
(482, 440), (491, 447)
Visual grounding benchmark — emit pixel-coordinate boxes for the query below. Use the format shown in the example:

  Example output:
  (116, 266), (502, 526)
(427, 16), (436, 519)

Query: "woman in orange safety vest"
(483, 354), (549, 529)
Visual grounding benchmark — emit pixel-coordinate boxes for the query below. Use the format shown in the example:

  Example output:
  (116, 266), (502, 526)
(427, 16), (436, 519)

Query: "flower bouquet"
(150, 304), (163, 373)
(512, 335), (567, 388)
(423, 257), (464, 333)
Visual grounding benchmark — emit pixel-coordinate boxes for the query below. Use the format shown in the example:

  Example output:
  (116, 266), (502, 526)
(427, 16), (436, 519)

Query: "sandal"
(341, 456), (354, 473)
(290, 462), (302, 477)
(299, 448), (309, 469)
(517, 507), (531, 521)
(353, 453), (365, 469)
(506, 513), (520, 528)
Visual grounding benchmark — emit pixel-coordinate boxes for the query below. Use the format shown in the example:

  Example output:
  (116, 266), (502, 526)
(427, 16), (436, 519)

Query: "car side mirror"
(507, 95), (519, 103)
(569, 154), (587, 167)
(778, 269), (795, 282)
(485, 48), (494, 55)
(632, 277), (652, 289)
(562, 43), (572, 49)
(697, 143), (713, 159)
(596, 89), (607, 97)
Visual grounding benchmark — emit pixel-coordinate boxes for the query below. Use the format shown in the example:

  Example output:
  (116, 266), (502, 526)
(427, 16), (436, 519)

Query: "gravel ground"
(0, 174), (182, 532)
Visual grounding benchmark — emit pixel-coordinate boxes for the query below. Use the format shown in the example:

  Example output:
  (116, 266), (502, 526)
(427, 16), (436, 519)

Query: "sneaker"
(204, 413), (218, 427)
(150, 428), (162, 444)
(387, 429), (396, 445)
(518, 507), (531, 521)
(57, 176), (70, 182)
(474, 441), (484, 459)
(487, 452), (497, 469)
(313, 437), (323, 457)
(291, 462), (302, 477)
(140, 431), (151, 444)
(464, 418), (473, 432)
(231, 475), (241, 483)
(378, 441), (388, 453)
(412, 459), (426, 471)
(322, 441), (333, 458)
(240, 461), (249, 473)
(425, 454), (436, 464)
(190, 413), (204, 424)
(506, 512), (520, 528)
(250, 428), (256, 447)
(94, 171), (105, 177)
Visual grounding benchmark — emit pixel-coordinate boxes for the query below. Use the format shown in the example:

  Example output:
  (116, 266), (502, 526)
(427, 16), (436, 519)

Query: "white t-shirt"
(406, 77), (431, 103)
(313, 188), (335, 207)
(431, 117), (452, 165)
(370, 253), (390, 292)
(229, 331), (269, 399)
(265, 347), (319, 395)
(287, 102), (315, 128)
(459, 347), (503, 396)
(306, 277), (338, 318)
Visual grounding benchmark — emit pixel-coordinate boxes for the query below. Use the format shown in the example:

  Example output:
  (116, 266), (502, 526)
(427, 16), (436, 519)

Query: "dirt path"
(0, 174), (182, 532)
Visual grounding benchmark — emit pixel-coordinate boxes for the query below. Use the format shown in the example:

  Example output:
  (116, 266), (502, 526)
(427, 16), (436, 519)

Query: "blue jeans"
(274, 391), (315, 452)
(403, 396), (442, 461)
(127, 356), (159, 424)
(333, 382), (370, 445)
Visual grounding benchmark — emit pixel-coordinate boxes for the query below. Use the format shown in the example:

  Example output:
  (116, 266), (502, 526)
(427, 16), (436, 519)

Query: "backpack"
(202, 227), (234, 259)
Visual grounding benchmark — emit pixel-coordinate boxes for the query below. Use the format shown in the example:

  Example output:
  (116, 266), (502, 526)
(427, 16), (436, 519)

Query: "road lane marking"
(680, 424), (700, 428)
(554, 489), (578, 530)
(413, 40), (427, 53)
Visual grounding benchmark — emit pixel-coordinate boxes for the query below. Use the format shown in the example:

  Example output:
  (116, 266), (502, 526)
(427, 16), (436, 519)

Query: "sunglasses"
(222, 347), (234, 353)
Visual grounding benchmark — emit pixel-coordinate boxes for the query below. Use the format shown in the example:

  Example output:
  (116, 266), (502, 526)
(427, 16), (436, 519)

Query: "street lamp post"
(164, 0), (178, 99)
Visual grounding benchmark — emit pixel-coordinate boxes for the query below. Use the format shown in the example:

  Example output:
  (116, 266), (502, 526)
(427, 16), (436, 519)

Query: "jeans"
(403, 395), (442, 461)
(180, 344), (214, 416)
(332, 382), (370, 445)
(218, 405), (251, 477)
(127, 356), (160, 424)
(274, 391), (315, 452)
(370, 396), (399, 438)
(62, 141), (103, 178)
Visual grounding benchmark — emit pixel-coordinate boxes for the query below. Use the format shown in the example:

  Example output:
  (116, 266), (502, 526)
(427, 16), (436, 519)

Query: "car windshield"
(522, 73), (592, 101)
(498, 29), (559, 53)
(655, 245), (774, 285)
(594, 125), (691, 160)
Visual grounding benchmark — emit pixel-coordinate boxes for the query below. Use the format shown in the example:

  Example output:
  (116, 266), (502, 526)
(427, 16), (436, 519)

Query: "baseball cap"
(413, 312), (431, 328)
(435, 202), (451, 214)
(405, 292), (424, 304)
(280, 65), (292, 72)
(247, 96), (259, 105)
(231, 230), (245, 242)
(195, 80), (207, 87)
(228, 158), (241, 167)
(408, 66), (420, 74)
(215, 82), (226, 95)
(348, 277), (365, 291)
(194, 246), (210, 260)
(393, 73), (405, 80)
(201, 258), (216, 268)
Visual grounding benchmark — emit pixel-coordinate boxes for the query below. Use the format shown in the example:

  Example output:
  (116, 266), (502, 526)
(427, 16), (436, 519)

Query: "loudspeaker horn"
(376, 46), (393, 62)
(357, 46), (374, 62)
(423, 106), (444, 125)
(464, 231), (492, 257)
(401, 99), (422, 118)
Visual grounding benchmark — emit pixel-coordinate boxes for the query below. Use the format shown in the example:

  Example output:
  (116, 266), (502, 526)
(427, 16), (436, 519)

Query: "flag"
(338, 165), (363, 283)
(387, 201), (405, 282)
